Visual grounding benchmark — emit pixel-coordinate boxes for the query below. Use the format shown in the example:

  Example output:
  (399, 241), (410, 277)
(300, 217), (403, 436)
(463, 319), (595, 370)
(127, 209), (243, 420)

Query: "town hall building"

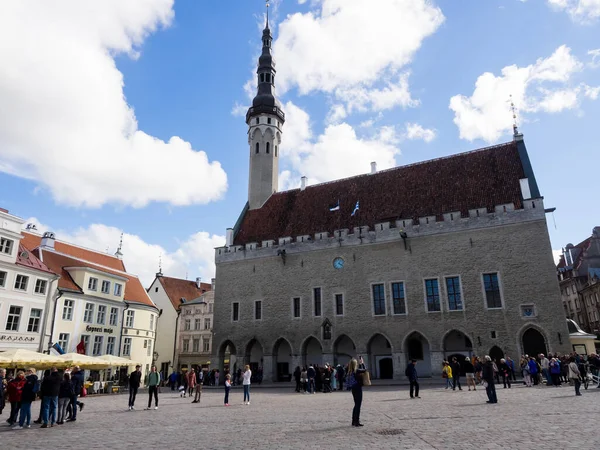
(211, 19), (571, 381)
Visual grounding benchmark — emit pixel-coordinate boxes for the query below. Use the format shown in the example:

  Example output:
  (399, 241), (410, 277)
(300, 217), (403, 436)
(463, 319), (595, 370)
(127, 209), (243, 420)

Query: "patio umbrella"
(0, 348), (63, 368)
(98, 355), (139, 366)
(58, 353), (111, 369)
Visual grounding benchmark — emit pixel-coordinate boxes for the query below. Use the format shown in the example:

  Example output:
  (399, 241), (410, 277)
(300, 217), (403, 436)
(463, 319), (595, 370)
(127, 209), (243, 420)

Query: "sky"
(0, 0), (598, 287)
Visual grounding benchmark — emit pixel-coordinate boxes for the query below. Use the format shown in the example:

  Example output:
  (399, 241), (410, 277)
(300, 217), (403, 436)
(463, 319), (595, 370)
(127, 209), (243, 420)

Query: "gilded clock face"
(333, 257), (344, 269)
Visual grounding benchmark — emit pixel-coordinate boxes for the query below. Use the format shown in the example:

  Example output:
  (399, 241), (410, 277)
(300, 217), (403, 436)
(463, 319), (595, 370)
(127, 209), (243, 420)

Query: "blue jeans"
(446, 377), (453, 388)
(542, 369), (551, 385)
(18, 401), (32, 427)
(42, 396), (58, 424)
(485, 383), (498, 403)
(70, 394), (79, 419)
(243, 385), (250, 402)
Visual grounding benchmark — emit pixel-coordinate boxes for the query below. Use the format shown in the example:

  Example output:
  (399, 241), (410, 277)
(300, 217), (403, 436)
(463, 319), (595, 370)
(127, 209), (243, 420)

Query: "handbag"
(80, 386), (87, 397)
(360, 371), (371, 386)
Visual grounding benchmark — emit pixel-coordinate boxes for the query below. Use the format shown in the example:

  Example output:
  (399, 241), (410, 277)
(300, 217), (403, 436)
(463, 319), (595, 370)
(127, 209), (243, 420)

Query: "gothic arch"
(217, 339), (238, 382)
(367, 333), (394, 379)
(300, 335), (323, 367)
(272, 337), (294, 382)
(401, 329), (432, 352)
(516, 322), (550, 356)
(244, 338), (264, 367)
(440, 329), (474, 353)
(333, 334), (356, 365)
(402, 331), (432, 376)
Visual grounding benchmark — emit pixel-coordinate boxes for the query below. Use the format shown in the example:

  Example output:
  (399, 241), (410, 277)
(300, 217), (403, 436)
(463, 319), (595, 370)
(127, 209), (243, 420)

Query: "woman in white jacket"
(243, 365), (252, 405)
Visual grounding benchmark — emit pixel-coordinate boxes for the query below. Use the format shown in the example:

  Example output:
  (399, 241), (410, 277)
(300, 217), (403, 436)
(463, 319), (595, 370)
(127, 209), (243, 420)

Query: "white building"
(0, 209), (58, 351)
(22, 231), (159, 379)
(147, 274), (211, 378)
(176, 285), (214, 372)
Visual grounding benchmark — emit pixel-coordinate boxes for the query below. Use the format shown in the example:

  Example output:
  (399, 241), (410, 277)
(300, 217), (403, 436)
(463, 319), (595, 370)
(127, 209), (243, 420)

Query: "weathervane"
(509, 94), (519, 136)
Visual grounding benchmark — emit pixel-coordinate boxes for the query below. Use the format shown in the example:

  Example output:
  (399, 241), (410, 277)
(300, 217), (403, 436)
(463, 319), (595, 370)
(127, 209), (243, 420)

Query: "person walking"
(40, 367), (61, 428)
(550, 358), (561, 386)
(482, 355), (498, 404)
(442, 361), (453, 389)
(528, 357), (540, 385)
(67, 366), (84, 422)
(540, 354), (550, 386)
(192, 375), (203, 404)
(499, 359), (511, 389)
(57, 373), (72, 425)
(224, 374), (231, 406)
(146, 365), (160, 410)
(243, 365), (252, 405)
(450, 357), (462, 391)
(187, 368), (196, 399)
(506, 356), (516, 381)
(331, 365), (337, 391)
(521, 359), (532, 387)
(307, 364), (316, 394)
(463, 357), (477, 391)
(14, 368), (38, 430)
(7, 371), (26, 426)
(301, 367), (308, 394)
(568, 357), (582, 396)
(294, 366), (301, 392)
(406, 359), (420, 399)
(347, 356), (366, 427)
(128, 365), (142, 411)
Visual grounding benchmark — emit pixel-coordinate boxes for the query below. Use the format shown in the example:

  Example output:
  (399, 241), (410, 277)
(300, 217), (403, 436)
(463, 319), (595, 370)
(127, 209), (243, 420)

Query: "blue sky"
(0, 0), (598, 285)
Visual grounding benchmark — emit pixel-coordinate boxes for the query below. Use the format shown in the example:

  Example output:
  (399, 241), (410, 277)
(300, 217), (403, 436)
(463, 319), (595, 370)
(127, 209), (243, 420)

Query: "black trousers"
(148, 386), (158, 407)
(128, 387), (138, 407)
(351, 387), (363, 424)
(453, 376), (462, 390)
(502, 374), (511, 388)
(410, 380), (419, 398)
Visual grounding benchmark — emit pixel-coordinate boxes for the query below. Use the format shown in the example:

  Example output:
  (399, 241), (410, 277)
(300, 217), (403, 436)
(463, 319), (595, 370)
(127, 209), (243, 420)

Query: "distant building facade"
(147, 275), (211, 377)
(211, 21), (570, 382)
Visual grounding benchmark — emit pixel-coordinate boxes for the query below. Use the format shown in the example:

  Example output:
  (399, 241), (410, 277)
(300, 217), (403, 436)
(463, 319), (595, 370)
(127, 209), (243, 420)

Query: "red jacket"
(187, 371), (196, 388)
(7, 377), (26, 402)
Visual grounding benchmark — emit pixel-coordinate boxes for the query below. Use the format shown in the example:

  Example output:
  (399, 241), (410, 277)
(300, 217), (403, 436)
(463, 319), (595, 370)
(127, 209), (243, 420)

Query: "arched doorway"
(273, 338), (293, 382)
(218, 340), (237, 383)
(489, 346), (504, 365)
(245, 339), (264, 381)
(522, 328), (547, 357)
(333, 335), (356, 366)
(404, 332), (431, 376)
(368, 334), (393, 379)
(443, 330), (473, 375)
(301, 336), (323, 367)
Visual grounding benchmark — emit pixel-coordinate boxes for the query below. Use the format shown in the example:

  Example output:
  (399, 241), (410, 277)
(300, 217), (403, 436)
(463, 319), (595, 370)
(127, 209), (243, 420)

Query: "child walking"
(224, 374), (231, 406)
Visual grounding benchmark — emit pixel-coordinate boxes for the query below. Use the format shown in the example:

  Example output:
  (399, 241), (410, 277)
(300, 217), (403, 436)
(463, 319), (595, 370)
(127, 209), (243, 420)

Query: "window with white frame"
(62, 299), (74, 320)
(114, 283), (122, 296)
(204, 318), (211, 329)
(58, 333), (69, 351)
(335, 294), (344, 316)
(372, 284), (386, 315)
(0, 237), (14, 255)
(185, 319), (191, 330)
(147, 340), (152, 356)
(125, 310), (135, 328)
(193, 339), (200, 352)
(445, 277), (463, 311)
(27, 308), (42, 333)
(83, 303), (94, 323)
(5, 305), (22, 331)
(0, 270), (6, 288)
(391, 282), (406, 315)
(483, 273), (502, 309)
(203, 337), (210, 352)
(183, 339), (190, 352)
(97, 305), (106, 324)
(14, 274), (28, 291)
(34, 279), (47, 295)
(106, 336), (115, 355)
(424, 279), (441, 312)
(109, 307), (118, 326)
(101, 280), (111, 294)
(88, 277), (98, 291)
(123, 337), (132, 356)
(92, 336), (103, 356)
(194, 318), (201, 330)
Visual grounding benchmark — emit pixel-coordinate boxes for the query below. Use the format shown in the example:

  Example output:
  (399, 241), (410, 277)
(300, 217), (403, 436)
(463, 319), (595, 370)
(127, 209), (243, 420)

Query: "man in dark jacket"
(450, 357), (462, 391)
(40, 367), (61, 428)
(406, 360), (420, 399)
(482, 356), (498, 404)
(68, 366), (85, 422)
(128, 365), (142, 410)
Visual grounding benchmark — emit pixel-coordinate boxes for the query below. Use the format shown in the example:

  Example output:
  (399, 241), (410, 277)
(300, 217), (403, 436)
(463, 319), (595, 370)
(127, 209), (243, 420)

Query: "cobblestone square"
(2, 383), (598, 449)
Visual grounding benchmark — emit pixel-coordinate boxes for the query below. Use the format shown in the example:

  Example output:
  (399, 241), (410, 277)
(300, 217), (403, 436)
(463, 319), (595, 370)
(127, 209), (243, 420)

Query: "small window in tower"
(256, 118), (259, 125)
(275, 146), (278, 157)
(272, 75), (275, 84)
(267, 118), (271, 124)
(266, 74), (271, 83)
(266, 142), (270, 154)
(255, 143), (259, 154)
(260, 73), (265, 83)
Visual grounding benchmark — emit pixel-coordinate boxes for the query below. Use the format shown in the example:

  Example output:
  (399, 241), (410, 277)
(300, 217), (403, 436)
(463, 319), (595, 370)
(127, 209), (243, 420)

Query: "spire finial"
(156, 254), (163, 277)
(265, 0), (270, 29)
(115, 232), (124, 259)
(509, 94), (519, 136)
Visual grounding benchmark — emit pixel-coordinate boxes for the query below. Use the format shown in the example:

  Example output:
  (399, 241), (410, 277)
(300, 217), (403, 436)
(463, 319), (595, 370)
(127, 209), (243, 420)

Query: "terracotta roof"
(157, 276), (212, 310)
(15, 244), (56, 275)
(21, 232), (126, 272)
(234, 141), (527, 245)
(33, 249), (156, 308)
(557, 238), (592, 270)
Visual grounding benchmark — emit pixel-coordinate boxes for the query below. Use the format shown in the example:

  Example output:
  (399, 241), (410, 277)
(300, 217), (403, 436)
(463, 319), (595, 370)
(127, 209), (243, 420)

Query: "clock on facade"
(333, 257), (344, 269)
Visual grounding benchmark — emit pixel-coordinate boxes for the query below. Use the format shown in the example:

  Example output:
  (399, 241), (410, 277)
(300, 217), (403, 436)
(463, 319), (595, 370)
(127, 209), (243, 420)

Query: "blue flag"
(351, 201), (359, 216)
(329, 200), (340, 212)
(52, 342), (65, 355)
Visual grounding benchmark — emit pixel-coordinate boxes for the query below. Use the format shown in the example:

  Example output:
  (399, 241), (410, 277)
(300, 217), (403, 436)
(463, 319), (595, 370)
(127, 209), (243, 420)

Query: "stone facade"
(213, 202), (571, 381)
(175, 289), (214, 371)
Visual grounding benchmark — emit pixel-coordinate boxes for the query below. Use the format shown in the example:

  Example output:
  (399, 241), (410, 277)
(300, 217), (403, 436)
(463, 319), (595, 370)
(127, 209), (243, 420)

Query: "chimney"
(225, 228), (233, 247)
(211, 278), (216, 291)
(41, 232), (56, 250)
(370, 161), (377, 174)
(300, 176), (307, 191)
(196, 277), (202, 289)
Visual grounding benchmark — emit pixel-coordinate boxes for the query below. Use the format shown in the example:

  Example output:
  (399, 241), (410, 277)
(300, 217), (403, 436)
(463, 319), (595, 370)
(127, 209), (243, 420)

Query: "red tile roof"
(234, 141), (527, 245)
(15, 244), (56, 275)
(157, 276), (212, 311)
(21, 232), (126, 272)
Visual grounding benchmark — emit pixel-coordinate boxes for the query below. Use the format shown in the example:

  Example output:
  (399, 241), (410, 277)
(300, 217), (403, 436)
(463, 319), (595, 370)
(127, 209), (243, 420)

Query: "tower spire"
(509, 94), (523, 141)
(266, 0), (269, 29)
(156, 254), (163, 277)
(115, 232), (123, 259)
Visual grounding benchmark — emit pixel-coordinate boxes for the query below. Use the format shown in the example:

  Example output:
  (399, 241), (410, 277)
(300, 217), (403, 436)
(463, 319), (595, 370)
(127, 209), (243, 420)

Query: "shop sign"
(0, 335), (36, 342)
(85, 325), (115, 334)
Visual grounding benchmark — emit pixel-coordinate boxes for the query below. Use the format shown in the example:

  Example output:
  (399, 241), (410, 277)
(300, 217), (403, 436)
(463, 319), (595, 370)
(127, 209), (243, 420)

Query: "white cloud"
(231, 103), (248, 117)
(584, 84), (600, 99)
(589, 49), (600, 68)
(0, 1), (228, 208)
(449, 45), (595, 143)
(547, 0), (600, 23)
(326, 104), (348, 124)
(553, 249), (563, 265)
(404, 123), (437, 142)
(273, 0), (443, 112)
(24, 217), (224, 287)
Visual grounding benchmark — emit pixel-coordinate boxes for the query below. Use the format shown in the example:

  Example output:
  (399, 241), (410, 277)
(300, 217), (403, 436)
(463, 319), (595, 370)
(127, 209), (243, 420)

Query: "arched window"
(256, 118), (259, 125)
(255, 143), (259, 154)
(265, 74), (271, 83)
(266, 142), (270, 154)
(275, 146), (278, 157)
(260, 73), (265, 83)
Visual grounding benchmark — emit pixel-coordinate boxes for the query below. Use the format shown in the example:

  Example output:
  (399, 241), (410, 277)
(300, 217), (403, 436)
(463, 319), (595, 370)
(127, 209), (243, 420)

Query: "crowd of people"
(292, 363), (345, 394)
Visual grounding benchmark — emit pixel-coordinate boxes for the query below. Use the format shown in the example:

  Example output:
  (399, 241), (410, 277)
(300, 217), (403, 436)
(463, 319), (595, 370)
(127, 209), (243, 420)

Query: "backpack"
(32, 381), (40, 394)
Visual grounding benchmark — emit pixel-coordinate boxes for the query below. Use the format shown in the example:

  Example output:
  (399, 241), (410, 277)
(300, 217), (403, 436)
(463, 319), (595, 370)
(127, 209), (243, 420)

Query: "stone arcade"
(211, 19), (570, 382)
